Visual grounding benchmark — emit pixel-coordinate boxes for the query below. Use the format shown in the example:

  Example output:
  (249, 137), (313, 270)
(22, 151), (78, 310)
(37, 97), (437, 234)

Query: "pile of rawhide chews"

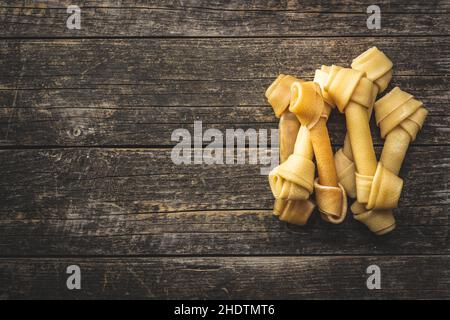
(266, 47), (428, 235)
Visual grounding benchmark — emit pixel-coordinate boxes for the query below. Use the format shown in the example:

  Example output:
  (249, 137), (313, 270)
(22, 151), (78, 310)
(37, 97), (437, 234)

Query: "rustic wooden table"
(0, 1), (449, 299)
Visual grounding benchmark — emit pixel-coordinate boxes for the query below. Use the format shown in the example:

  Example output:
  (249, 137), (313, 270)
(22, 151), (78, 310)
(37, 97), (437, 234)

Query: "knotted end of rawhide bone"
(269, 153), (315, 200)
(351, 47), (393, 93)
(314, 68), (336, 108)
(375, 87), (428, 140)
(273, 198), (316, 226)
(366, 163), (403, 210)
(265, 74), (300, 118)
(324, 66), (374, 113)
(314, 179), (348, 224)
(351, 201), (396, 235)
(289, 81), (324, 129)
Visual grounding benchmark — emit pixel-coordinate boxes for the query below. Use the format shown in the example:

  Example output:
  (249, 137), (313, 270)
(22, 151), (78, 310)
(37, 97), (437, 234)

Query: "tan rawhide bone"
(334, 47), (393, 198)
(273, 119), (315, 225)
(325, 65), (403, 210)
(265, 75), (315, 225)
(272, 125), (316, 225)
(269, 124), (315, 200)
(289, 81), (347, 224)
(352, 87), (428, 234)
(268, 75), (315, 202)
(312, 69), (348, 224)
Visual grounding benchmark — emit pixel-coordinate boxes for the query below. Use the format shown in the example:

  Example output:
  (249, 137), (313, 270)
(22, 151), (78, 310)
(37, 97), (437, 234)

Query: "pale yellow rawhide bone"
(317, 67), (358, 198)
(265, 74), (302, 163)
(313, 70), (348, 224)
(289, 81), (347, 224)
(352, 87), (428, 234)
(334, 48), (393, 198)
(325, 66), (403, 210)
(269, 125), (315, 201)
(273, 111), (304, 221)
(266, 75), (315, 225)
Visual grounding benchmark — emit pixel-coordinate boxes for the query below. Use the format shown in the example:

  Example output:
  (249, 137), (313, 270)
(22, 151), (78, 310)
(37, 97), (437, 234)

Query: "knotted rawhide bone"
(324, 66), (403, 210)
(334, 47), (393, 198)
(352, 87), (428, 234)
(289, 81), (347, 224)
(269, 124), (315, 201)
(268, 75), (315, 201)
(275, 113), (316, 225)
(265, 75), (315, 225)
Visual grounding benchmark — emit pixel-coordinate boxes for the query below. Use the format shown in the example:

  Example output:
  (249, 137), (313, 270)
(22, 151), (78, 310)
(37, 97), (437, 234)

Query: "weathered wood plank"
(1, 147), (447, 214)
(0, 256), (449, 299)
(1, 38), (449, 90)
(0, 1), (449, 37)
(3, 0), (450, 12)
(0, 209), (448, 256)
(0, 104), (446, 146)
(0, 38), (447, 146)
(0, 147), (448, 255)
(0, 76), (446, 111)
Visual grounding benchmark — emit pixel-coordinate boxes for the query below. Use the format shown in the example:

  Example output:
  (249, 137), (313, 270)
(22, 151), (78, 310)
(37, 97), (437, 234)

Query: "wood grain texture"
(0, 147), (448, 256)
(0, 38), (448, 147)
(2, 0), (450, 12)
(0, 107), (447, 147)
(0, 208), (448, 256)
(0, 76), (447, 111)
(0, 256), (449, 299)
(0, 0), (449, 299)
(1, 38), (449, 88)
(0, 1), (449, 37)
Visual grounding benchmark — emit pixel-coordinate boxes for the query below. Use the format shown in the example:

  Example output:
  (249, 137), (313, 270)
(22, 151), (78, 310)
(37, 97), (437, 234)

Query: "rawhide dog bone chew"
(325, 65), (403, 209)
(352, 87), (428, 234)
(289, 81), (347, 224)
(269, 124), (315, 201)
(334, 48), (393, 198)
(268, 76), (315, 201)
(266, 75), (315, 225)
(266, 75), (315, 200)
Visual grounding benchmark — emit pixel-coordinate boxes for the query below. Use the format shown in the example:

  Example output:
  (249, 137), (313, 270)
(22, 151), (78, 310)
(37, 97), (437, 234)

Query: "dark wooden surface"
(1, 256), (449, 299)
(0, 0), (449, 299)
